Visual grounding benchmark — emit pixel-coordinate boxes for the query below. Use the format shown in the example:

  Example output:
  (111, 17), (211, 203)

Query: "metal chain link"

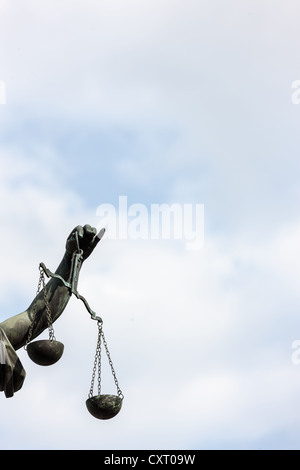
(101, 329), (124, 399)
(40, 265), (56, 341)
(24, 264), (56, 349)
(88, 320), (102, 398)
(24, 266), (42, 349)
(88, 320), (124, 400)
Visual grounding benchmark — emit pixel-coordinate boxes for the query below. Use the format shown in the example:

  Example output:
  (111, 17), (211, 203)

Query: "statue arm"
(0, 225), (103, 351)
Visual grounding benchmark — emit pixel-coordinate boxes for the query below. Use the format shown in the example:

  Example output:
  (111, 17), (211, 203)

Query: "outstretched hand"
(66, 225), (105, 260)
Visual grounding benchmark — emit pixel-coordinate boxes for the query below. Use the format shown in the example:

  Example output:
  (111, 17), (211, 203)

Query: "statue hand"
(66, 225), (105, 260)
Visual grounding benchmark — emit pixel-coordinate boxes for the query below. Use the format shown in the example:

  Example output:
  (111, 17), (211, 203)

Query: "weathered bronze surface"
(0, 224), (103, 396)
(0, 224), (101, 351)
(86, 394), (123, 420)
(26, 340), (64, 366)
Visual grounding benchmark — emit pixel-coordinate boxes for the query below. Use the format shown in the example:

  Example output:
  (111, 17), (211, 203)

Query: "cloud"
(0, 146), (89, 310)
(2, 211), (298, 449)
(1, 0), (298, 126)
(1, 0), (300, 450)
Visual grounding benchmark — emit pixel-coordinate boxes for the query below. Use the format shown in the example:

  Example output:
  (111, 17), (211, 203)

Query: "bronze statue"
(0, 224), (103, 398)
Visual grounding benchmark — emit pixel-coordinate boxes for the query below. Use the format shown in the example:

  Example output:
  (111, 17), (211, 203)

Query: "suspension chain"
(25, 264), (56, 349)
(88, 320), (123, 400)
(101, 328), (124, 399)
(40, 265), (56, 342)
(88, 320), (102, 398)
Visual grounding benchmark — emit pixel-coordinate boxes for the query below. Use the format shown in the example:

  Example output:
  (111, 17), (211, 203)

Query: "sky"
(0, 0), (300, 450)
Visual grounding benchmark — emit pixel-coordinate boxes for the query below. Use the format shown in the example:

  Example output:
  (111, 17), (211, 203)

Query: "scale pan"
(86, 394), (123, 420)
(27, 340), (64, 366)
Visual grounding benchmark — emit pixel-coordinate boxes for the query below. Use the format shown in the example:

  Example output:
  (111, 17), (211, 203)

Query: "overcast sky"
(0, 0), (300, 450)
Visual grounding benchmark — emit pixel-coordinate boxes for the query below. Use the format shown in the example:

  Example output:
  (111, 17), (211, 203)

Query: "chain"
(40, 265), (56, 341)
(88, 320), (124, 400)
(88, 320), (102, 398)
(101, 329), (124, 399)
(24, 266), (42, 349)
(24, 264), (56, 349)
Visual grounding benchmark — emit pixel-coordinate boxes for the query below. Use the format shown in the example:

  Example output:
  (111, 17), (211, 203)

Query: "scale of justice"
(24, 228), (124, 420)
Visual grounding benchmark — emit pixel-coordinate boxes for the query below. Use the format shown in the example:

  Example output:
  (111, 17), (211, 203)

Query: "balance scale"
(24, 229), (124, 420)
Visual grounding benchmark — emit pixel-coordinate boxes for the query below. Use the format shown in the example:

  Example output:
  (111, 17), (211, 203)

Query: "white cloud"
(1, 0), (300, 450)
(1, 0), (299, 128)
(0, 146), (88, 310)
(2, 207), (298, 449)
